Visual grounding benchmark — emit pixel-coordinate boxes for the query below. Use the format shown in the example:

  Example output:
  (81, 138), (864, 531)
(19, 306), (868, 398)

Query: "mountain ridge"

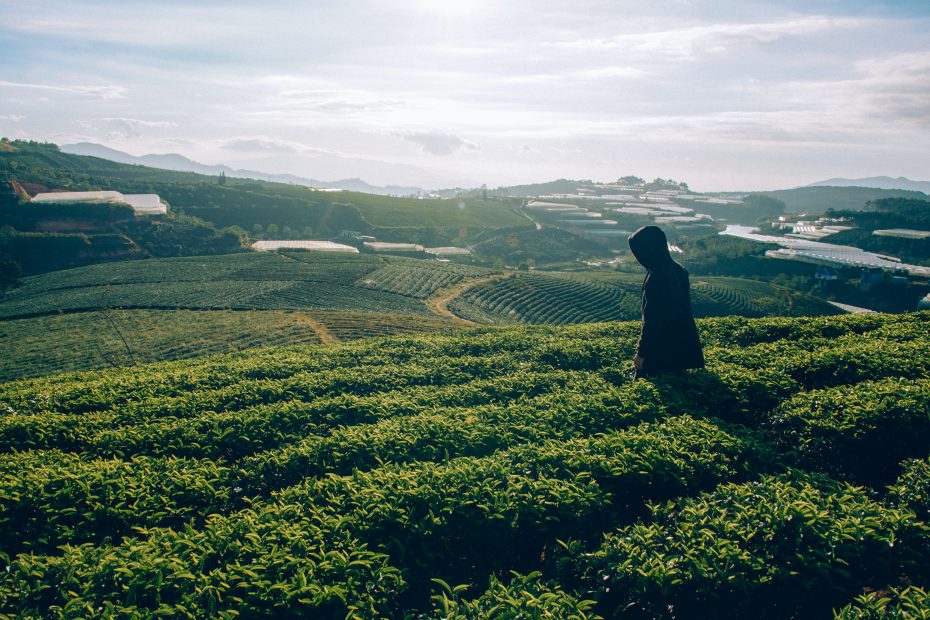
(807, 176), (930, 193)
(60, 142), (426, 197)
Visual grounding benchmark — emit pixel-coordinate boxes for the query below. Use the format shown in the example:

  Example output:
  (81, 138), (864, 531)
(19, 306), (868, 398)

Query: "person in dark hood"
(628, 225), (704, 377)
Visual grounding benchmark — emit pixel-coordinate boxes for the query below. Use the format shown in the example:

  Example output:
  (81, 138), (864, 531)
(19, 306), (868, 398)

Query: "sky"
(0, 0), (929, 191)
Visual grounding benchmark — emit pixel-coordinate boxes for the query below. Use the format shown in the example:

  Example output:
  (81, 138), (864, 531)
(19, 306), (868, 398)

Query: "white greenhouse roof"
(425, 246), (472, 256)
(874, 229), (930, 240)
(723, 224), (930, 277)
(252, 240), (359, 252)
(122, 194), (166, 215)
(364, 242), (425, 252)
(32, 190), (166, 215)
(32, 191), (123, 203)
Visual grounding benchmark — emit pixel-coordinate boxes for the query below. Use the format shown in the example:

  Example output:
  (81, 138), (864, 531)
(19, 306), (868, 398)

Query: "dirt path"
(427, 275), (507, 325)
(292, 312), (338, 344)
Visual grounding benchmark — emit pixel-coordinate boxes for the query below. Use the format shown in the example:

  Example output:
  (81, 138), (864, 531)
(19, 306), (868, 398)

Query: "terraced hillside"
(0, 252), (495, 319)
(1, 312), (928, 618)
(0, 309), (462, 382)
(0, 253), (487, 380)
(448, 271), (841, 324)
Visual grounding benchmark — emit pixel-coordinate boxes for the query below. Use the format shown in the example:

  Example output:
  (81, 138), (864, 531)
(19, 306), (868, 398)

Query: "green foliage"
(426, 571), (600, 619)
(0, 311), (929, 617)
(835, 586), (930, 619)
(769, 379), (930, 485)
(582, 473), (930, 619)
(889, 457), (930, 523)
(840, 197), (930, 230)
(0, 252), (18, 291)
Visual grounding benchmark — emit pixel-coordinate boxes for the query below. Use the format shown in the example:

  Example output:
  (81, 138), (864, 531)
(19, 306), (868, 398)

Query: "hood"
(628, 225), (672, 270)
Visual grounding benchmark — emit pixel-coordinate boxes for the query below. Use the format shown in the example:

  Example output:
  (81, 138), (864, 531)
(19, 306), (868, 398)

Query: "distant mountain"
(808, 176), (930, 194)
(61, 143), (425, 197)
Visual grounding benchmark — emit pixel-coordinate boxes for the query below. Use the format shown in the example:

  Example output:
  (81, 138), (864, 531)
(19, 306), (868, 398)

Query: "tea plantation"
(1, 311), (929, 618)
(448, 271), (840, 324)
(0, 252), (841, 379)
(0, 309), (462, 381)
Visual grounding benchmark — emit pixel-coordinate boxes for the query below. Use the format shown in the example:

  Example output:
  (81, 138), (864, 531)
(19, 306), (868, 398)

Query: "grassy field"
(1, 311), (928, 617)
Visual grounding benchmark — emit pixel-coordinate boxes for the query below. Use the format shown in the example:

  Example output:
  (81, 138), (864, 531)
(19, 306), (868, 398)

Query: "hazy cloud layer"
(0, 0), (928, 189)
(397, 131), (479, 156)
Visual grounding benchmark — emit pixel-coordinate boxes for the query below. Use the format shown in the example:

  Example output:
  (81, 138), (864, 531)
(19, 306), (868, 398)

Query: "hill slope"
(0, 140), (528, 256)
(760, 185), (928, 213)
(1, 311), (928, 617)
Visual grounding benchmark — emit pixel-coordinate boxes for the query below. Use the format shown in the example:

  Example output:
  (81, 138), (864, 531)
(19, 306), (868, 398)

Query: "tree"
(0, 253), (19, 291)
(218, 171), (226, 185)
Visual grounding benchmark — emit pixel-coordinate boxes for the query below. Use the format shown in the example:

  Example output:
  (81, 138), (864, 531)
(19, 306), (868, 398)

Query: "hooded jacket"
(628, 226), (704, 373)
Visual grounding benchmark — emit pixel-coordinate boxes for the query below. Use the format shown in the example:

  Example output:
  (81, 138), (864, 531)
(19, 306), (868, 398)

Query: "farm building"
(31, 191), (167, 216)
(252, 240), (359, 253)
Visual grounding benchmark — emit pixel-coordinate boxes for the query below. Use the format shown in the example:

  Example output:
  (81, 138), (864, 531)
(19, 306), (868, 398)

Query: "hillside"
(0, 141), (526, 232)
(0, 252), (841, 379)
(0, 140), (529, 274)
(760, 185), (928, 214)
(1, 311), (928, 617)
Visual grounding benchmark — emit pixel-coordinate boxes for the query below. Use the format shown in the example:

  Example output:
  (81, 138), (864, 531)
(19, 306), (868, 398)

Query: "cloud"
(100, 117), (177, 129)
(0, 114), (26, 122)
(220, 136), (303, 154)
(553, 15), (866, 60)
(0, 80), (126, 99)
(396, 131), (480, 156)
(86, 117), (177, 140)
(275, 90), (404, 114)
(851, 52), (930, 124)
(574, 66), (651, 80)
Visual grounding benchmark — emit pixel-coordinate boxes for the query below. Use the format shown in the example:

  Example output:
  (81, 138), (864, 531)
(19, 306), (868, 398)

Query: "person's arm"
(636, 271), (670, 364)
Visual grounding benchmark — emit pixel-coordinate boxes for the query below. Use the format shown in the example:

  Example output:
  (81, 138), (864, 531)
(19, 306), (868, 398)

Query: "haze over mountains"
(807, 177), (930, 194)
(62, 142), (930, 200)
(61, 143), (427, 197)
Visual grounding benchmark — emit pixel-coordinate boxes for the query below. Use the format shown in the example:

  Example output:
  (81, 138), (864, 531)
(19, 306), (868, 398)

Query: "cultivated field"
(1, 311), (928, 617)
(449, 271), (840, 324)
(0, 309), (464, 381)
(1, 253), (845, 380)
(0, 253), (495, 320)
